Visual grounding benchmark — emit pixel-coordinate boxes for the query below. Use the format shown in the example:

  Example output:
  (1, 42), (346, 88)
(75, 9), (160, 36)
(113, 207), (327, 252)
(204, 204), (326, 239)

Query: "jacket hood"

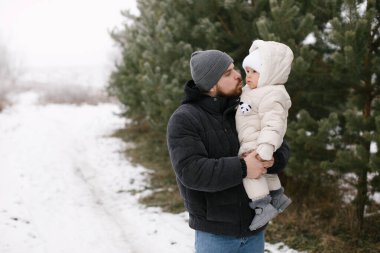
(248, 40), (293, 88)
(181, 80), (207, 104)
(181, 80), (239, 115)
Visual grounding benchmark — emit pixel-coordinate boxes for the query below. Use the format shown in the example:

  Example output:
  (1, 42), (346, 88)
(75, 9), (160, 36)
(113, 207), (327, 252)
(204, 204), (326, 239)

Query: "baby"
(236, 40), (293, 231)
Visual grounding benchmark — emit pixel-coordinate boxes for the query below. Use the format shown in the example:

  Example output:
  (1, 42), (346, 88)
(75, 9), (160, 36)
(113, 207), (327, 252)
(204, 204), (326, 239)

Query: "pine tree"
(323, 0), (380, 233)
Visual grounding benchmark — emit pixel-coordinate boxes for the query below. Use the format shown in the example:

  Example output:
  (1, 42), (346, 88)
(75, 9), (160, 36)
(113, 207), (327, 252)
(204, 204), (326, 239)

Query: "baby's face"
(245, 67), (260, 89)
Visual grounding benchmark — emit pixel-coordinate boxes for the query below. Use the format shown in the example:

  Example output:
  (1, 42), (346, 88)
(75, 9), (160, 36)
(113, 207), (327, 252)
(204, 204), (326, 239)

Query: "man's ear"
(207, 84), (218, 96)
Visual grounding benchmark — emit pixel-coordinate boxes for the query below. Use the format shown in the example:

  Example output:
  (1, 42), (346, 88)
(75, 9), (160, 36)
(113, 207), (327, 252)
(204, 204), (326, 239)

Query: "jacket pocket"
(205, 189), (240, 223)
(206, 204), (239, 223)
(185, 201), (206, 217)
(205, 189), (239, 206)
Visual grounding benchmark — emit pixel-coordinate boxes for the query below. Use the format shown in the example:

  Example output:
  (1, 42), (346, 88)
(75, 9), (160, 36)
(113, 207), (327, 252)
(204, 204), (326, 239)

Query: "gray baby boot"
(270, 187), (292, 213)
(248, 195), (278, 231)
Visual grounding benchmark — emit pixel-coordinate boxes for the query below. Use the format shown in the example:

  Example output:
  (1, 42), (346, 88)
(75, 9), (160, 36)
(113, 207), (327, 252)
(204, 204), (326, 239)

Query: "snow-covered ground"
(0, 91), (301, 253)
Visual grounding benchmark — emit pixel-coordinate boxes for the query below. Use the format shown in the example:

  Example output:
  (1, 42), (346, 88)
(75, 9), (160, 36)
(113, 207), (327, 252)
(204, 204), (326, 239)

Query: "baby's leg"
(243, 177), (269, 200)
(243, 177), (278, 231)
(265, 174), (291, 212)
(265, 173), (281, 191)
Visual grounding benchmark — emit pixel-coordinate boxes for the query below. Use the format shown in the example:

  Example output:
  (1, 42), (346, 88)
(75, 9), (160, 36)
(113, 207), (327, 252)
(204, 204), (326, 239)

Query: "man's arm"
(267, 139), (290, 174)
(167, 109), (244, 192)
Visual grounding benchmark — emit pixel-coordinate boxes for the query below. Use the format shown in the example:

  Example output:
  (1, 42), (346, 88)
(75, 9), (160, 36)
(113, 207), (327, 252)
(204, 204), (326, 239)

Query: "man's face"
(215, 63), (243, 97)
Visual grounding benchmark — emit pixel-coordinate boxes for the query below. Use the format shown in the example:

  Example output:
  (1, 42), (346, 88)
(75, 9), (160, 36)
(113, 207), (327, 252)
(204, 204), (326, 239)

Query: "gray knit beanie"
(190, 50), (233, 91)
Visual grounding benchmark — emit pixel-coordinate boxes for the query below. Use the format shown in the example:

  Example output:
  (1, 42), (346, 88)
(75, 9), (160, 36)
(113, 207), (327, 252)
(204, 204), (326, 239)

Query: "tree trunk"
(356, 162), (368, 234)
(356, 100), (371, 235)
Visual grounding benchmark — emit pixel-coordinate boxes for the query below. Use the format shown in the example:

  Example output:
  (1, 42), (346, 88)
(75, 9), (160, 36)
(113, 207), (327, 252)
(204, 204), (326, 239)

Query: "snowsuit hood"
(247, 40), (293, 88)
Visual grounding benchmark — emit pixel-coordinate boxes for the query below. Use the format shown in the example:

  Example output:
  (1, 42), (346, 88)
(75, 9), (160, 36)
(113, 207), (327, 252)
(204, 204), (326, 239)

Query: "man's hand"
(256, 154), (274, 168)
(244, 151), (272, 179)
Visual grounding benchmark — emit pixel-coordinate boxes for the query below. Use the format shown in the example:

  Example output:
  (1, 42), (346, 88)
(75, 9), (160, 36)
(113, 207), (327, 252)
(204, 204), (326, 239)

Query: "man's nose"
(234, 69), (242, 80)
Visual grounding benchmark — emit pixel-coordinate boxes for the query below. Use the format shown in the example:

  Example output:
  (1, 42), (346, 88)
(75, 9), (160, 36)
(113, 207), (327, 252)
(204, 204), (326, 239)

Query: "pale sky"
(0, 0), (137, 86)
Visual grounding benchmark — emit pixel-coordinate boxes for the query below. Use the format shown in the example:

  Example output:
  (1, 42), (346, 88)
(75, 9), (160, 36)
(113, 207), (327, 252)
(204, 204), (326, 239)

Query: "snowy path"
(0, 92), (300, 253)
(0, 92), (193, 253)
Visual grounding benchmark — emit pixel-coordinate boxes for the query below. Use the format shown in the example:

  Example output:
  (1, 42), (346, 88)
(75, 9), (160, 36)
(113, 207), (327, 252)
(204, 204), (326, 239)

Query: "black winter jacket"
(167, 80), (290, 237)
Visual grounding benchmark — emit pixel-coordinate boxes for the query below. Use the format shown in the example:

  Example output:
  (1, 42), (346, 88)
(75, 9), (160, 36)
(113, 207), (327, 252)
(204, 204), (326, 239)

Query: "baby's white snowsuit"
(236, 40), (293, 199)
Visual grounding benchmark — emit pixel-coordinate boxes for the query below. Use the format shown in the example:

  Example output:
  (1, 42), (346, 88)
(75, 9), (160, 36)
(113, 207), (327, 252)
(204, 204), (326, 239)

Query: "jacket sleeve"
(256, 89), (291, 160)
(167, 109), (243, 193)
(267, 139), (290, 174)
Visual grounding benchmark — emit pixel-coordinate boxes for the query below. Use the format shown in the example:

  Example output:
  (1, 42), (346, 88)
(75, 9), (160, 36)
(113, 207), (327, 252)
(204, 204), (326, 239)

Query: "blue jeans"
(195, 229), (265, 253)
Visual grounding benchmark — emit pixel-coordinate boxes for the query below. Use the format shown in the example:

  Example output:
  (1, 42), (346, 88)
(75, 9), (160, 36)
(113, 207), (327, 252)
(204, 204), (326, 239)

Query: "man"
(166, 50), (290, 253)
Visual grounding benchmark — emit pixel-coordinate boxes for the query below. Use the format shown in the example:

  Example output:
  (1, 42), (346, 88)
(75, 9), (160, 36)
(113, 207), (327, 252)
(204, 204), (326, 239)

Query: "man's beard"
(216, 82), (242, 97)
